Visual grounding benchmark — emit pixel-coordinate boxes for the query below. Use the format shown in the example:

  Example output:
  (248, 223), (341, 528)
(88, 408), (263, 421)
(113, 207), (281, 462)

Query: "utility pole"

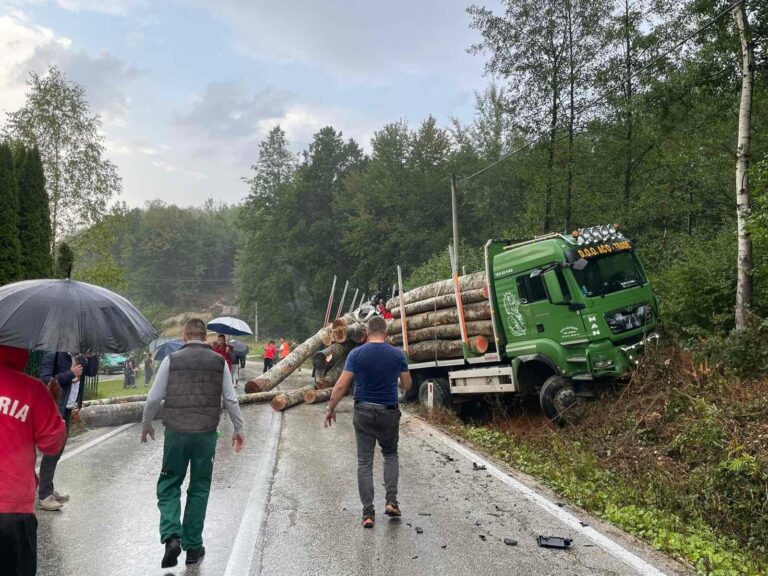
(451, 173), (460, 273)
(253, 301), (259, 342)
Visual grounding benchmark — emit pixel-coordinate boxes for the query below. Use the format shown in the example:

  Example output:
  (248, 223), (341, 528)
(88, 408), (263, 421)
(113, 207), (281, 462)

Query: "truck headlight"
(593, 358), (613, 369)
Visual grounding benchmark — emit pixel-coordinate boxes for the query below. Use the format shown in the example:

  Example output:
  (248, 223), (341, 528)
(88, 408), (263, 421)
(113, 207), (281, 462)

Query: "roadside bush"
(693, 316), (768, 377)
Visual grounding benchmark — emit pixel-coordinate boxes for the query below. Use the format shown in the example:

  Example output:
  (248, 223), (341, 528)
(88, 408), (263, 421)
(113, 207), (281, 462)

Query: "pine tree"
(18, 147), (52, 279)
(0, 142), (21, 284)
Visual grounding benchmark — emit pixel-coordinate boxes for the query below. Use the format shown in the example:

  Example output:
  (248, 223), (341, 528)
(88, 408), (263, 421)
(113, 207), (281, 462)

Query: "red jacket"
(213, 343), (233, 370)
(0, 346), (66, 513)
(264, 344), (276, 360)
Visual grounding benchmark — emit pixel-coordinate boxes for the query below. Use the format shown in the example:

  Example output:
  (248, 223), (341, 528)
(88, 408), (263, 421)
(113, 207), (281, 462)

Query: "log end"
(244, 380), (262, 394)
(271, 394), (287, 411)
(471, 335), (490, 354)
(304, 389), (317, 404)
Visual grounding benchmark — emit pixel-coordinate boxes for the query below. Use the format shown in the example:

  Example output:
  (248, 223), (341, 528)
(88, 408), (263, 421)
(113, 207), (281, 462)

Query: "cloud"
(8, 0), (145, 16)
(195, 0), (484, 83)
(0, 13), (140, 117)
(173, 81), (294, 141)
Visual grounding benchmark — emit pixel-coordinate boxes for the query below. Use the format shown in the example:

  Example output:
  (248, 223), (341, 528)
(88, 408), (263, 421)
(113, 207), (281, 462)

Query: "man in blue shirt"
(324, 315), (412, 528)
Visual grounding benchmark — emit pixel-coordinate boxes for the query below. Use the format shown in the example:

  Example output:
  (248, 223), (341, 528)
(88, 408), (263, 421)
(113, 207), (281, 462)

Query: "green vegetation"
(84, 375), (152, 401)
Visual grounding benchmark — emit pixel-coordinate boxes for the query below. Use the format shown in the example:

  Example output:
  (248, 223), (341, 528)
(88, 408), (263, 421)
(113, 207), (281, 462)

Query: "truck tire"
(418, 378), (451, 410)
(539, 376), (584, 426)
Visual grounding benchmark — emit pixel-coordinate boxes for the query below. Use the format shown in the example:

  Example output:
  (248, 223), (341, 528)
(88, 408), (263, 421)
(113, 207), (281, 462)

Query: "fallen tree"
(386, 271), (486, 309)
(388, 320), (494, 346)
(271, 385), (315, 411)
(390, 287), (489, 319)
(386, 301), (491, 334)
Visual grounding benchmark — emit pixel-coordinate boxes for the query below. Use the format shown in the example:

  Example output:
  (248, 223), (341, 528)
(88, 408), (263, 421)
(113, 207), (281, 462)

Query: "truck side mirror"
(573, 258), (588, 271)
(543, 269), (568, 305)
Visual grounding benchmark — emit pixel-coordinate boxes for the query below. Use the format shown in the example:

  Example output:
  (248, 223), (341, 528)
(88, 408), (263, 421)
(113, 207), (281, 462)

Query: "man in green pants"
(141, 318), (245, 568)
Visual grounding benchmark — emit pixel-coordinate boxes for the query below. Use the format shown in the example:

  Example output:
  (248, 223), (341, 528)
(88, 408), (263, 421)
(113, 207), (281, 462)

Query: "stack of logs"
(385, 271), (494, 361)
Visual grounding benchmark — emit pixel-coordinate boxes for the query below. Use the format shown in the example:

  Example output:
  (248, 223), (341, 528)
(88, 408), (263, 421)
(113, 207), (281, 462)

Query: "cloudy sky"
(0, 0), (489, 208)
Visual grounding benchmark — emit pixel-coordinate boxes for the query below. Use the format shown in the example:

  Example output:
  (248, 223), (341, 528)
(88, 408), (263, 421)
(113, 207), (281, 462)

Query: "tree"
(16, 147), (52, 279)
(3, 67), (121, 254)
(54, 241), (74, 279)
(0, 142), (21, 284)
(243, 126), (296, 210)
(733, 1), (755, 331)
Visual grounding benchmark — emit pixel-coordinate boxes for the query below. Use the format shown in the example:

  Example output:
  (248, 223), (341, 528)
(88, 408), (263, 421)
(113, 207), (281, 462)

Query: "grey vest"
(163, 342), (225, 433)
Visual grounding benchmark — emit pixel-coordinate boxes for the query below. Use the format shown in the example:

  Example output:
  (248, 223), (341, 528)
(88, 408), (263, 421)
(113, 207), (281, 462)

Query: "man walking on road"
(278, 337), (290, 362)
(324, 316), (411, 528)
(141, 318), (245, 568)
(0, 345), (67, 576)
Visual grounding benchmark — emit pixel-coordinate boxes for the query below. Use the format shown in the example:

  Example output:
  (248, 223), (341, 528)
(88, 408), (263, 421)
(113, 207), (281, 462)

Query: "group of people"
(262, 337), (290, 372)
(1, 313), (411, 574)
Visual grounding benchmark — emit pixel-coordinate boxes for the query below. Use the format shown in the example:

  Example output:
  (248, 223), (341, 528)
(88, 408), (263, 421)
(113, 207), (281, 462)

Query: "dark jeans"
(263, 358), (274, 373)
(38, 410), (70, 500)
(353, 404), (401, 511)
(124, 372), (135, 388)
(0, 513), (37, 576)
(144, 368), (153, 385)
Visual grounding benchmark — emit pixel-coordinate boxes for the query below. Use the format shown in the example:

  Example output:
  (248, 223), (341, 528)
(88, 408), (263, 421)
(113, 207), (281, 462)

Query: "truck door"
(522, 269), (589, 344)
(494, 274), (538, 344)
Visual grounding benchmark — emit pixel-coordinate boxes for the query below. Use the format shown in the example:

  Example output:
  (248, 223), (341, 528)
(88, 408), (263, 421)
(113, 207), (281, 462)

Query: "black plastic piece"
(537, 536), (573, 549)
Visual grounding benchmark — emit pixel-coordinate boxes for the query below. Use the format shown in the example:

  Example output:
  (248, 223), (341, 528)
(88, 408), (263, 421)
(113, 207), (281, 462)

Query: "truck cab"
(407, 224), (658, 424)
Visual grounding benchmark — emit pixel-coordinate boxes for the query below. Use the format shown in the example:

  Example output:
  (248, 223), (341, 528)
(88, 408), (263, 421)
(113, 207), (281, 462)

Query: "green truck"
(402, 224), (658, 424)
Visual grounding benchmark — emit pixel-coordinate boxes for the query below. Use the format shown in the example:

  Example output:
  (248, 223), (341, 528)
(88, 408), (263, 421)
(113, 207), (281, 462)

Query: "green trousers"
(157, 428), (217, 550)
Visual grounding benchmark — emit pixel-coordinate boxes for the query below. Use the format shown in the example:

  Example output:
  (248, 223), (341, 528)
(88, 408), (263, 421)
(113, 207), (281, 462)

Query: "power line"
(461, 0), (744, 183)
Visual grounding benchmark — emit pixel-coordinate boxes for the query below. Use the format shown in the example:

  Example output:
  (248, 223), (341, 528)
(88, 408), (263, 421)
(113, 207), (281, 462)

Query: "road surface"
(36, 362), (688, 576)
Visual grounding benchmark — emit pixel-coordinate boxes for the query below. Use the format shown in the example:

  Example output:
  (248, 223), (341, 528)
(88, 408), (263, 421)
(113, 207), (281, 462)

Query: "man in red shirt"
(263, 340), (276, 373)
(212, 334), (232, 371)
(0, 345), (67, 576)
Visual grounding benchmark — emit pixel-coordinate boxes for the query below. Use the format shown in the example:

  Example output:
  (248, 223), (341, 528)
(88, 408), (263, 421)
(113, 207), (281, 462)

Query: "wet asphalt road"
(36, 362), (688, 576)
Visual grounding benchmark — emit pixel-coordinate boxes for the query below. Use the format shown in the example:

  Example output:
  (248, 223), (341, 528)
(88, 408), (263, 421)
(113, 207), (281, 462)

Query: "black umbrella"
(229, 340), (249, 355)
(0, 279), (157, 353)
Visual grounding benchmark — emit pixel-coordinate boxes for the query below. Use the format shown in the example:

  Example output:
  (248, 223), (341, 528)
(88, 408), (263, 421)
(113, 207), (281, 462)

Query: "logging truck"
(389, 224), (659, 424)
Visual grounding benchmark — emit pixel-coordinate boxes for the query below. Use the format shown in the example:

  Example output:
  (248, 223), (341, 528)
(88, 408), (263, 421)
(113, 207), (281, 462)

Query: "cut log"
(404, 335), (490, 361)
(386, 272), (486, 309)
(389, 320), (494, 346)
(271, 385), (315, 411)
(80, 402), (158, 428)
(390, 287), (489, 319)
(249, 320), (351, 392)
(82, 394), (147, 407)
(387, 301), (491, 335)
(316, 362), (344, 389)
(237, 390), (281, 405)
(312, 342), (348, 371)
(331, 318), (367, 344)
(304, 387), (333, 404)
(321, 327), (334, 347)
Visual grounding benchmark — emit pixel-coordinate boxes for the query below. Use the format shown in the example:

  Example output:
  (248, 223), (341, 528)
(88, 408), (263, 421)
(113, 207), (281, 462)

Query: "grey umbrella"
(0, 279), (157, 353)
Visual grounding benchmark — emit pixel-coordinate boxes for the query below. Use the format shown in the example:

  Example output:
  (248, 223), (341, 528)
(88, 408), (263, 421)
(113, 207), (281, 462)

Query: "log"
(316, 362), (344, 389)
(404, 335), (489, 362)
(271, 385), (315, 411)
(321, 327), (334, 347)
(390, 287), (489, 319)
(386, 301), (491, 334)
(389, 320), (494, 346)
(249, 320), (349, 392)
(304, 387), (333, 404)
(82, 394), (147, 407)
(237, 390), (281, 405)
(386, 272), (486, 309)
(331, 318), (367, 344)
(80, 402), (158, 428)
(312, 342), (348, 371)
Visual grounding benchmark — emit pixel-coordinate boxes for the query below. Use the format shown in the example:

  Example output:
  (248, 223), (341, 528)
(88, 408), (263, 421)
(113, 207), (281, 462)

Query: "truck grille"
(604, 304), (653, 335)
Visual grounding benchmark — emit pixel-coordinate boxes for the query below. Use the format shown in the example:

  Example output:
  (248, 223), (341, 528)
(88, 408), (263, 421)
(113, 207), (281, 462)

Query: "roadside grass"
(84, 373), (153, 400)
(421, 342), (768, 575)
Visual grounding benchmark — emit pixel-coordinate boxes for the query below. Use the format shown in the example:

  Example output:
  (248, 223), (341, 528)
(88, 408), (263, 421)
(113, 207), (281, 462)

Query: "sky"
(0, 0), (489, 208)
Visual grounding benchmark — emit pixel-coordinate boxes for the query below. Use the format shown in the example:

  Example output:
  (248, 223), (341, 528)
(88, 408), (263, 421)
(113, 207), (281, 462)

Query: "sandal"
(362, 507), (375, 528)
(385, 500), (401, 517)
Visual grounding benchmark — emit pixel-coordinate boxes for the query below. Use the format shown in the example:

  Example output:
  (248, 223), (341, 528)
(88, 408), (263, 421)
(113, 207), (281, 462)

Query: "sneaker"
(185, 547), (206, 565)
(362, 507), (375, 528)
(384, 499), (401, 517)
(161, 536), (181, 568)
(53, 490), (70, 503)
(38, 495), (63, 511)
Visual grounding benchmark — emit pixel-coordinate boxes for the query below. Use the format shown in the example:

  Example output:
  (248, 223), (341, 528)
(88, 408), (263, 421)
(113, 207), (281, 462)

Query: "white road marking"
(223, 409), (282, 576)
(424, 421), (668, 576)
(37, 422), (136, 473)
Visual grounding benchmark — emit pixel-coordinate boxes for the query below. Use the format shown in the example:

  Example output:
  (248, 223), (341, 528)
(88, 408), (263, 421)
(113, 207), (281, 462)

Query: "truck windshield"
(572, 251), (646, 297)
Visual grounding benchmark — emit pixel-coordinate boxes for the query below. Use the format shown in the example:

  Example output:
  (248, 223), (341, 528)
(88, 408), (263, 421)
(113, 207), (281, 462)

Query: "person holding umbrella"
(0, 345), (67, 576)
(141, 318), (244, 568)
(37, 351), (98, 511)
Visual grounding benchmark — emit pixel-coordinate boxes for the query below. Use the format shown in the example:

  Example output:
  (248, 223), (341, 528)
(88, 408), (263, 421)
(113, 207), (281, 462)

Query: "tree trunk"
(316, 362), (345, 389)
(312, 342), (348, 371)
(734, 2), (754, 331)
(389, 320), (494, 346)
(331, 318), (367, 344)
(321, 327), (334, 347)
(80, 401), (155, 428)
(385, 272), (486, 309)
(545, 72), (559, 232)
(82, 394), (147, 407)
(390, 287), (489, 319)
(623, 0), (634, 203)
(271, 385), (315, 411)
(403, 336), (489, 362)
(387, 301), (491, 334)
(238, 390), (281, 405)
(304, 387), (333, 404)
(248, 325), (328, 392)
(565, 0), (575, 233)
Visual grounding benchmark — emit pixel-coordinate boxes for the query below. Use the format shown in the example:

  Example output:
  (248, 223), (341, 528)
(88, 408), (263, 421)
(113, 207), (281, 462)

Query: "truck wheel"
(539, 376), (584, 426)
(418, 378), (451, 409)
